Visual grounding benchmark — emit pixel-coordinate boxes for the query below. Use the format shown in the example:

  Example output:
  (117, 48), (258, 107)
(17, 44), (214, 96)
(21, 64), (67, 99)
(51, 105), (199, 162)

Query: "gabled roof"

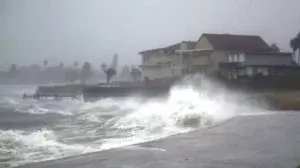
(200, 33), (272, 52)
(139, 41), (196, 55)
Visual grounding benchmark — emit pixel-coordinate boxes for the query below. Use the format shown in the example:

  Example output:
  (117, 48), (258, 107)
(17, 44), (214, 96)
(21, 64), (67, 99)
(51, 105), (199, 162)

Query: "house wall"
(210, 51), (229, 70)
(294, 49), (300, 64)
(182, 53), (192, 66)
(195, 36), (213, 50)
(140, 51), (174, 80)
(172, 54), (182, 67)
(191, 55), (210, 65)
(141, 66), (172, 80)
(243, 54), (292, 66)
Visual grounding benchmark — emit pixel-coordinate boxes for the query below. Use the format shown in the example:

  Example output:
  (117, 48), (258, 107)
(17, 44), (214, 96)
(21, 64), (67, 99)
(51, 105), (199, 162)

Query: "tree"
(101, 63), (116, 83)
(59, 62), (64, 68)
(43, 60), (48, 67)
(270, 43), (280, 52)
(8, 64), (18, 78)
(66, 69), (79, 83)
(291, 32), (300, 52)
(9, 64), (17, 74)
(120, 65), (130, 80)
(110, 54), (118, 70)
(74, 61), (79, 68)
(80, 62), (92, 83)
(130, 67), (142, 81)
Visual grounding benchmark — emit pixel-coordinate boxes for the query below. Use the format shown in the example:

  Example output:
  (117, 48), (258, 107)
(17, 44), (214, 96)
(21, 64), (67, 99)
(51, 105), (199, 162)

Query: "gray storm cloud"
(1, 0), (300, 67)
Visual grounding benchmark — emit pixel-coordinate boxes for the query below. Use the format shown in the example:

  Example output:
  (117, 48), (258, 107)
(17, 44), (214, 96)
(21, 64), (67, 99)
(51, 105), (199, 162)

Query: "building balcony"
(140, 61), (172, 68)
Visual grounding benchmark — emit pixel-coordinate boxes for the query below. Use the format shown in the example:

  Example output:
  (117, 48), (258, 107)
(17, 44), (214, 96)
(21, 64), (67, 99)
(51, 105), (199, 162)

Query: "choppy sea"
(0, 78), (263, 167)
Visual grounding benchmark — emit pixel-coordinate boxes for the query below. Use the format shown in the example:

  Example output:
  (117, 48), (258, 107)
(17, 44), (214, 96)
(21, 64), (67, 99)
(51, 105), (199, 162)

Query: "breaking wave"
(0, 77), (259, 167)
(0, 129), (99, 167)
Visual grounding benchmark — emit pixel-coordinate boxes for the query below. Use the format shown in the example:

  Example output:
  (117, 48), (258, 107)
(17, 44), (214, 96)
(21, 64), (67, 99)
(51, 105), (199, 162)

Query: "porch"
(173, 49), (213, 75)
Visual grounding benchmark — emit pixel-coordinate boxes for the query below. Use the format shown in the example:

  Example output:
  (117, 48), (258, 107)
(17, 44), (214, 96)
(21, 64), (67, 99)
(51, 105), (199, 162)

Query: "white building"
(139, 41), (196, 80)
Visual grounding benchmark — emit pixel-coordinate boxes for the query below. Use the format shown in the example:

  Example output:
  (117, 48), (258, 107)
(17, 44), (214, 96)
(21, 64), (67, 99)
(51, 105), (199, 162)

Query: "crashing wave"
(0, 77), (261, 167)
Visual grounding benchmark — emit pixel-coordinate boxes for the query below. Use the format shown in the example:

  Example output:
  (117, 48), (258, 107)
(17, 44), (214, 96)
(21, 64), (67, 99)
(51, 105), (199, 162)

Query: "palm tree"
(9, 64), (17, 73)
(59, 62), (64, 68)
(43, 60), (48, 67)
(110, 54), (118, 70)
(101, 63), (116, 83)
(80, 62), (92, 83)
(9, 64), (18, 77)
(74, 61), (79, 68)
(130, 67), (142, 81)
(120, 65), (130, 80)
(291, 32), (300, 52)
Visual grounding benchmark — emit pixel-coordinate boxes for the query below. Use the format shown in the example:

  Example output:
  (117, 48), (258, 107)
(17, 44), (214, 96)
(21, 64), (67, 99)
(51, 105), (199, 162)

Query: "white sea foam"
(0, 129), (100, 167)
(16, 104), (72, 116)
(15, 98), (86, 116)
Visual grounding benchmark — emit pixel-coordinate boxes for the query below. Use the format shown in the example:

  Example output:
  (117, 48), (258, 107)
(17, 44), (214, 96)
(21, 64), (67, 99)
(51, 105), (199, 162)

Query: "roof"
(139, 33), (272, 54)
(200, 33), (272, 52)
(139, 41), (196, 55)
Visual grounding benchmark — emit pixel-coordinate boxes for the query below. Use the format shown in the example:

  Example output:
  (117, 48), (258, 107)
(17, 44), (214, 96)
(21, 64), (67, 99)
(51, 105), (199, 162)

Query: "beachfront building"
(176, 33), (296, 79)
(139, 33), (297, 80)
(139, 41), (196, 80)
(219, 51), (296, 79)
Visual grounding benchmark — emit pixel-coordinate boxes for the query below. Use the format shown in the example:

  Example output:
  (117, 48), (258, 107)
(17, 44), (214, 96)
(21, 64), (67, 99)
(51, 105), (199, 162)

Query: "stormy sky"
(1, 0), (300, 68)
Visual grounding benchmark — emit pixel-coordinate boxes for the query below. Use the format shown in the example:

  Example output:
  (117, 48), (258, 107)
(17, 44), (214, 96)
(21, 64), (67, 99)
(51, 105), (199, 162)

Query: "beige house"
(175, 34), (294, 78)
(140, 33), (294, 80)
(176, 34), (273, 72)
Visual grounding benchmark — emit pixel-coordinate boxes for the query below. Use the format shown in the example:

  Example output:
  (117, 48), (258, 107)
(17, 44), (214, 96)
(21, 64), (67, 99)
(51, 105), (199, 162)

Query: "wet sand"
(17, 112), (300, 168)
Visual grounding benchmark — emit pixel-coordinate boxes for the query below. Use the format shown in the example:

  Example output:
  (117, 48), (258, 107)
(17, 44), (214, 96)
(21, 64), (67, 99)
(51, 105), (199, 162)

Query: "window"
(246, 67), (253, 76)
(239, 53), (245, 62)
(228, 55), (232, 62)
(234, 54), (238, 62)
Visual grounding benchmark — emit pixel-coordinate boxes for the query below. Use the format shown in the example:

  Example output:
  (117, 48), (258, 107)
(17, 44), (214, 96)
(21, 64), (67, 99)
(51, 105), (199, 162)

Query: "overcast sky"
(1, 0), (300, 68)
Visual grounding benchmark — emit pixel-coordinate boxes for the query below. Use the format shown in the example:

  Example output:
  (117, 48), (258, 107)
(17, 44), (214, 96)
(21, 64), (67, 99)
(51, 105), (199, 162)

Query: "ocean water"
(0, 78), (263, 167)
